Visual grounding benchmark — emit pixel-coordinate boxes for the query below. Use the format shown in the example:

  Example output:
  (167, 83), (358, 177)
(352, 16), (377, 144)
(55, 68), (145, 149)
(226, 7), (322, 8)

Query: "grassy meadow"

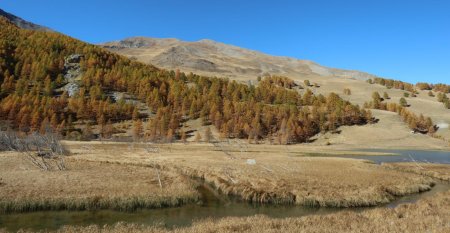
(0, 152), (199, 213)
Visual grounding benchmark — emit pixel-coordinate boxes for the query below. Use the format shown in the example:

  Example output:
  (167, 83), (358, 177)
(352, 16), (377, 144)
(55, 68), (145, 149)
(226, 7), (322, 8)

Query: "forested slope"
(0, 17), (371, 144)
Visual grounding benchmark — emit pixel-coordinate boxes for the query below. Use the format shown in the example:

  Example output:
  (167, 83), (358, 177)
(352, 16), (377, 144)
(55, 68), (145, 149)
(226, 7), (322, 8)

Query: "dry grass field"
(0, 152), (199, 213)
(310, 109), (450, 150)
(1, 141), (449, 232)
(65, 141), (436, 207)
(16, 190), (450, 233)
(384, 162), (450, 181)
(315, 78), (450, 144)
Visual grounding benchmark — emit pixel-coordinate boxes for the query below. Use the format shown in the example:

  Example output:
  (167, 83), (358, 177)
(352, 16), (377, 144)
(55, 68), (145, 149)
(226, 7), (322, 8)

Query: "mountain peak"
(197, 39), (219, 44)
(102, 37), (181, 49)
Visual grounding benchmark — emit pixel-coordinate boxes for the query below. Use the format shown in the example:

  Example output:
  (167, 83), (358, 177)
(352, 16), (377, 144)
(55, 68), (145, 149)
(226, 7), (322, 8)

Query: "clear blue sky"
(2, 0), (449, 84)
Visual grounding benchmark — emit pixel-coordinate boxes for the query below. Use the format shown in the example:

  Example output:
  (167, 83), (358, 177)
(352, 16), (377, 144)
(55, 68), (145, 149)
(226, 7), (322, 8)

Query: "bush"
(399, 97), (408, 107)
(445, 100), (450, 109)
(343, 88), (351, 95)
(416, 82), (432, 90)
(372, 92), (381, 101)
(437, 93), (448, 103)
(0, 131), (69, 171)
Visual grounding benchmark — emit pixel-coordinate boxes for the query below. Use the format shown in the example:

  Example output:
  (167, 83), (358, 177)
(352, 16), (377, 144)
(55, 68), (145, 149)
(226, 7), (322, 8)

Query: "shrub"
(372, 92), (381, 101)
(0, 131), (69, 171)
(445, 100), (450, 109)
(399, 98), (408, 107)
(416, 82), (432, 90)
(343, 88), (351, 95)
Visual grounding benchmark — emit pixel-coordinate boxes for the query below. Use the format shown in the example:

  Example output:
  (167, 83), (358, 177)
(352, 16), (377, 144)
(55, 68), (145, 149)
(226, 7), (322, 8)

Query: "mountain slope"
(102, 37), (450, 144)
(0, 8), (53, 32)
(0, 16), (374, 144)
(0, 14), (448, 148)
(102, 37), (379, 81)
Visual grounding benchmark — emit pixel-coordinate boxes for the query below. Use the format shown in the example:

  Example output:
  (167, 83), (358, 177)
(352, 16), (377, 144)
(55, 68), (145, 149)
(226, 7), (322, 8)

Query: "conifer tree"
(82, 123), (94, 140)
(133, 119), (143, 141)
(399, 97), (408, 107)
(180, 129), (187, 143)
(166, 128), (174, 143)
(194, 131), (202, 142)
(204, 127), (213, 143)
(102, 120), (114, 139)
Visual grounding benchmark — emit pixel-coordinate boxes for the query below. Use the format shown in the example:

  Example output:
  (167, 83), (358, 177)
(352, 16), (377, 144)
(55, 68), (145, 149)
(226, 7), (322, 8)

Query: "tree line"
(365, 91), (436, 134)
(367, 77), (449, 110)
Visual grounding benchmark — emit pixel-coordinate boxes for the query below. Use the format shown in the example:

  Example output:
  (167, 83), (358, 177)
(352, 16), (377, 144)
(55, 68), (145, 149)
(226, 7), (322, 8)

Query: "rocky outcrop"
(61, 54), (83, 97)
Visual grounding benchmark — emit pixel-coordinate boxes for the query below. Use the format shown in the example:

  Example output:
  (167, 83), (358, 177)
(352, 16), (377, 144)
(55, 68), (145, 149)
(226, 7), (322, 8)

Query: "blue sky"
(2, 0), (449, 84)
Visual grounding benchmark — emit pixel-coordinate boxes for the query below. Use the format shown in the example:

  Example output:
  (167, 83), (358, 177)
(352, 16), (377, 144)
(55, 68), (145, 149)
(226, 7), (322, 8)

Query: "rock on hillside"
(61, 54), (83, 97)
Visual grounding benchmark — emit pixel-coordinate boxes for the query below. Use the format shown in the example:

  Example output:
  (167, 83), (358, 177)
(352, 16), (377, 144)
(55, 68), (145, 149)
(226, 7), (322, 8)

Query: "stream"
(0, 149), (449, 232)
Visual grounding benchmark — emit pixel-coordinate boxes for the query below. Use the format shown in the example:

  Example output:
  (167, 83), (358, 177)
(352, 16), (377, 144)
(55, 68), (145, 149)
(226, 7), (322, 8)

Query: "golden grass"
(0, 152), (199, 213)
(15, 190), (450, 233)
(383, 162), (450, 181)
(65, 141), (435, 207)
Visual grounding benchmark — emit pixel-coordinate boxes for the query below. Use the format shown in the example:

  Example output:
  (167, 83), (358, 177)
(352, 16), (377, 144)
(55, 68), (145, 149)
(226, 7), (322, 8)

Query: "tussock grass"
(383, 162), (450, 181)
(0, 153), (199, 213)
(171, 157), (434, 207)
(18, 190), (450, 233)
(4, 141), (436, 212)
(0, 195), (195, 213)
(65, 141), (436, 208)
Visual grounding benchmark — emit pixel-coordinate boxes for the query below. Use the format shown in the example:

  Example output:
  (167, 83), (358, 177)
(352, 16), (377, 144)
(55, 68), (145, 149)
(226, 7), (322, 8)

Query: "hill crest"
(102, 37), (380, 82)
(0, 8), (53, 32)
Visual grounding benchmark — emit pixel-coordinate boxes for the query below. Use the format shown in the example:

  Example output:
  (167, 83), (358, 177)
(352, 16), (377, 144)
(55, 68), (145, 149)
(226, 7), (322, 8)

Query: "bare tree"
(0, 131), (69, 171)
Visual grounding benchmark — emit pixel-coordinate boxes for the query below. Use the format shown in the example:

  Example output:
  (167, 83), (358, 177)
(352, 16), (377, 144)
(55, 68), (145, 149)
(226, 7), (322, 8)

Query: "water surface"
(330, 149), (450, 164)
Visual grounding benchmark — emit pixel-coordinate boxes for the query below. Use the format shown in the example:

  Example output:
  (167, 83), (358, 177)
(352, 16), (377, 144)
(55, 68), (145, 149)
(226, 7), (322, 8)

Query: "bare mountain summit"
(0, 8), (53, 32)
(102, 37), (379, 81)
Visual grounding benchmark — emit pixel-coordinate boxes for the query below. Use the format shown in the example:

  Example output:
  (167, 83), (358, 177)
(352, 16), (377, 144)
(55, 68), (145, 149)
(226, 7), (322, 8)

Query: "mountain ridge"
(102, 37), (381, 82)
(0, 8), (53, 32)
